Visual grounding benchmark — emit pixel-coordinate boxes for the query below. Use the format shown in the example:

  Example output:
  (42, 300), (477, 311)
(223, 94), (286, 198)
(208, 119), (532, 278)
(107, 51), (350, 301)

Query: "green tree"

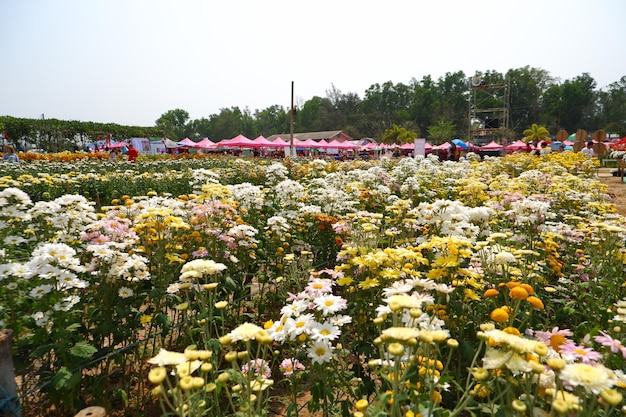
(296, 96), (335, 132)
(434, 71), (469, 137)
(427, 118), (456, 145)
(253, 105), (290, 136)
(506, 66), (553, 137)
(597, 76), (626, 132)
(409, 75), (438, 139)
(207, 107), (250, 140)
(541, 74), (597, 133)
(522, 123), (550, 143)
(360, 81), (412, 139)
(382, 124), (418, 144)
(156, 109), (190, 140)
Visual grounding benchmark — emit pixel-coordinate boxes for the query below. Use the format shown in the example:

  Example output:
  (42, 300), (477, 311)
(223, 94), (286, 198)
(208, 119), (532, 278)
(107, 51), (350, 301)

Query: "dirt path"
(596, 168), (626, 216)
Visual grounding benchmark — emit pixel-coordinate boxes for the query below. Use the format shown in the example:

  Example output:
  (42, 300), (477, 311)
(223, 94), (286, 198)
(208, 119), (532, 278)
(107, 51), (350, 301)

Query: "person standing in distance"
(581, 141), (594, 158)
(127, 143), (139, 163)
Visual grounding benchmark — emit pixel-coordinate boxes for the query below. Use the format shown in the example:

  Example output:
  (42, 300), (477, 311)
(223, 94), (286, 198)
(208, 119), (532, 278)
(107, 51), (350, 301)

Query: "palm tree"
(523, 123), (550, 143)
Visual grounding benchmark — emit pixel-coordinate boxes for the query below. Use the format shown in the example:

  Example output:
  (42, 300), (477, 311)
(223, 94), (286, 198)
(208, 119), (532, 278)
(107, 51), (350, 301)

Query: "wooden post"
(74, 406), (106, 417)
(0, 329), (20, 417)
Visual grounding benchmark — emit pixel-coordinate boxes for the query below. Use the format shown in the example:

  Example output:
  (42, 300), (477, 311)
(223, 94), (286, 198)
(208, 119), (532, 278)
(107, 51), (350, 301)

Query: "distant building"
(266, 130), (352, 142)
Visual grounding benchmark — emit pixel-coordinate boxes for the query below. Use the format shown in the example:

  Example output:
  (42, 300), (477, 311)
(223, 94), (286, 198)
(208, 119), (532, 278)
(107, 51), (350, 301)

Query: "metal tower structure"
(468, 76), (510, 145)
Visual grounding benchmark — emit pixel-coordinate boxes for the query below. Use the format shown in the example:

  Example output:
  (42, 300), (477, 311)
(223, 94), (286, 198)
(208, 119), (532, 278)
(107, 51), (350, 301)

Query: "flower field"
(1, 152), (625, 417)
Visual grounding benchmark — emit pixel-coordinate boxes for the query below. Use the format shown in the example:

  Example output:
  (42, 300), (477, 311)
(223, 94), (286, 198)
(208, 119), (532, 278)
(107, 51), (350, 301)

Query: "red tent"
(610, 136), (626, 148)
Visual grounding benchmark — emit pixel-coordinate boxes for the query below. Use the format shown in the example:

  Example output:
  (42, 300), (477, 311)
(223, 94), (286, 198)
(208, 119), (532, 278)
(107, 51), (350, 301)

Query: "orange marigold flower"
(509, 286), (529, 300)
(505, 281), (520, 289)
(484, 288), (499, 297)
(527, 296), (544, 309)
(519, 283), (534, 295)
(503, 327), (521, 337)
(490, 308), (509, 323)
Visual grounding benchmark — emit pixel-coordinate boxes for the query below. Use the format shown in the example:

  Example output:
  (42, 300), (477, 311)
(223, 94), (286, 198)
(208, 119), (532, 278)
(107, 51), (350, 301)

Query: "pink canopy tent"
(218, 134), (255, 148)
(480, 141), (504, 150)
(298, 138), (326, 148)
(178, 138), (198, 147)
(250, 135), (278, 148)
(196, 138), (217, 149)
(364, 142), (384, 149)
(326, 139), (359, 149)
(399, 142), (433, 150)
(270, 137), (291, 148)
(432, 142), (451, 150)
(505, 140), (529, 152)
(107, 142), (128, 149)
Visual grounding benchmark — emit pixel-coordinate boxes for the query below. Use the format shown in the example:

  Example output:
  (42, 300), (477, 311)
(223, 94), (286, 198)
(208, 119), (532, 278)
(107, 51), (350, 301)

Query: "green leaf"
(65, 323), (82, 332)
(70, 341), (98, 359)
(52, 366), (74, 391)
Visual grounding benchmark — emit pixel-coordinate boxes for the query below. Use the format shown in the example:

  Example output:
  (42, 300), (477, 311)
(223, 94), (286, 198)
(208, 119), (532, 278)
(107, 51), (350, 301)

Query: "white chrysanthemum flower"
(118, 287), (134, 298)
(0, 262), (36, 280)
(53, 295), (81, 312)
(227, 322), (267, 343)
(280, 299), (308, 318)
(381, 327), (421, 342)
(3, 235), (27, 245)
(284, 313), (316, 338)
(227, 182), (265, 211)
(494, 251), (517, 264)
(559, 363), (615, 394)
(482, 349), (534, 375)
(312, 295), (346, 316)
(148, 349), (188, 366)
(30, 284), (54, 299)
(307, 340), (334, 364)
(180, 259), (227, 279)
(310, 322), (341, 342)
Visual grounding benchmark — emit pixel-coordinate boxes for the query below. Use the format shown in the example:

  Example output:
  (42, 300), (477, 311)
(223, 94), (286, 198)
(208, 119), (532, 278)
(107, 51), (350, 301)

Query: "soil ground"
(596, 167), (626, 216)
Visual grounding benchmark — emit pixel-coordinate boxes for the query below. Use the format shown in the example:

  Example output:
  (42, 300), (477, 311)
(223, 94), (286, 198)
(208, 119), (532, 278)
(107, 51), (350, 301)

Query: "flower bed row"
(0, 152), (625, 417)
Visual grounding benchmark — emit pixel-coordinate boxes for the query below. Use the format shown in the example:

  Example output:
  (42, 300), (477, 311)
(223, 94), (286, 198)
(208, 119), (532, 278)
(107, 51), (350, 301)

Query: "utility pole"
(289, 81), (295, 158)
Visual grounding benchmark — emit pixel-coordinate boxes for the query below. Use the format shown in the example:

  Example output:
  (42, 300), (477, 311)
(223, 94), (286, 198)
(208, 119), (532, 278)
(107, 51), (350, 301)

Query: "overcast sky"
(1, 0), (624, 127)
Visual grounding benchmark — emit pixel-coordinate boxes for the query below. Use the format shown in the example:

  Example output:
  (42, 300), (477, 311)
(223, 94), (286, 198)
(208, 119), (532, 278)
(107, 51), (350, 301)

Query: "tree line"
(2, 66), (625, 151)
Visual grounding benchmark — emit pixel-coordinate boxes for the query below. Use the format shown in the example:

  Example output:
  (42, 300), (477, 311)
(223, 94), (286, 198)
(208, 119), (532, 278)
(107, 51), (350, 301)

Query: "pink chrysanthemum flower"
(559, 341), (602, 364)
(594, 331), (626, 359)
(533, 327), (573, 352)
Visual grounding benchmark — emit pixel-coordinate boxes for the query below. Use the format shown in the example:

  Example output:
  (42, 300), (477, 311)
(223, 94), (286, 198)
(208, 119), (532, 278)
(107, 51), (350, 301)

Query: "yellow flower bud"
(387, 342), (405, 357)
(447, 338), (459, 348)
(600, 388), (623, 406)
(151, 385), (163, 397)
(511, 399), (526, 413)
(148, 367), (167, 385)
(471, 367), (489, 381)
(355, 399), (369, 411)
(179, 376), (194, 391)
(545, 357), (566, 370)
